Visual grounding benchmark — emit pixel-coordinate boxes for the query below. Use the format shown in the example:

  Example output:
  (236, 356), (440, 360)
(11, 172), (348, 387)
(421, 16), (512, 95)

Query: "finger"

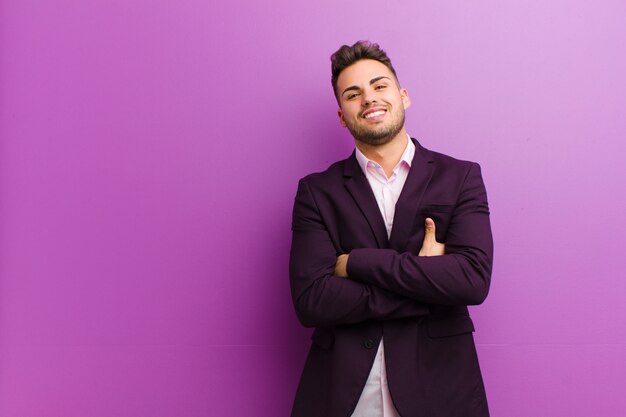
(423, 217), (436, 243)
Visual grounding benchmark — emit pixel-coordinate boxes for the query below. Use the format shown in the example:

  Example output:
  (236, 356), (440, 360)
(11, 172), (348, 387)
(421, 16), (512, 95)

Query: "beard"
(345, 107), (406, 146)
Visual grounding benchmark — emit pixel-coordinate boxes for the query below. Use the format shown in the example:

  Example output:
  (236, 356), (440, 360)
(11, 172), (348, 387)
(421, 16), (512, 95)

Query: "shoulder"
(298, 154), (353, 186)
(293, 154), (356, 204)
(417, 140), (482, 178)
(421, 142), (477, 167)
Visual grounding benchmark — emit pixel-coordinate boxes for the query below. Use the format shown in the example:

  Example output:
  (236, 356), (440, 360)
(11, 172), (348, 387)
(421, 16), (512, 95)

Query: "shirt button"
(363, 339), (375, 349)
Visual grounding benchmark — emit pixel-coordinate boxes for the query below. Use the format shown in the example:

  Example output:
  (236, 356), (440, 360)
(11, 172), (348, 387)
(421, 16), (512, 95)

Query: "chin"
(355, 134), (395, 147)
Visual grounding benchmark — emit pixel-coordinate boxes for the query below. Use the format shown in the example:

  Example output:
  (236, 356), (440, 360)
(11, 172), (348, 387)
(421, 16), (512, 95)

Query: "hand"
(335, 254), (349, 277)
(418, 218), (445, 257)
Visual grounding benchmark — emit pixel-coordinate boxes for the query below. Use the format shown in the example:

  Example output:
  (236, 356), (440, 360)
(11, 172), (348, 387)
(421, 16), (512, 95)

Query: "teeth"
(364, 110), (385, 119)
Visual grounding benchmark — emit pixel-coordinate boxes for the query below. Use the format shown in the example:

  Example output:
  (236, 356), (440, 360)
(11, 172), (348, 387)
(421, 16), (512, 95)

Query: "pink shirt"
(351, 135), (415, 417)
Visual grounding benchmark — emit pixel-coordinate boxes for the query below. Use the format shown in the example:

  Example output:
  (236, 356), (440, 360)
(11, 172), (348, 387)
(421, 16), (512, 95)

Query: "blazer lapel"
(388, 139), (434, 251)
(343, 153), (389, 249)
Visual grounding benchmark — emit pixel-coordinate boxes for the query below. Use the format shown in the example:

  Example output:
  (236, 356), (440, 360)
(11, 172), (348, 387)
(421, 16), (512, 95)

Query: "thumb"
(423, 217), (436, 243)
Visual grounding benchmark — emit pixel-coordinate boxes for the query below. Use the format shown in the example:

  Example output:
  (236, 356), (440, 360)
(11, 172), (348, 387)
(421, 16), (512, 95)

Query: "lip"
(361, 107), (387, 121)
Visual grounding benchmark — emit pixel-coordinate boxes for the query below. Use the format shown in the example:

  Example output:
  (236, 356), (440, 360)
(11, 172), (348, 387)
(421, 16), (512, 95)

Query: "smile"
(363, 109), (386, 119)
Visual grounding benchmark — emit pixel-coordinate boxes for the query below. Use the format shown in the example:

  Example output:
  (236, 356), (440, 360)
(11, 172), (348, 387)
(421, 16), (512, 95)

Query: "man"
(289, 41), (493, 417)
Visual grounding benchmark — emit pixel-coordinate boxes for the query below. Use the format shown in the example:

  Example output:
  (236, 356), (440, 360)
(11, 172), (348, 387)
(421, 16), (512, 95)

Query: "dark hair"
(330, 40), (399, 100)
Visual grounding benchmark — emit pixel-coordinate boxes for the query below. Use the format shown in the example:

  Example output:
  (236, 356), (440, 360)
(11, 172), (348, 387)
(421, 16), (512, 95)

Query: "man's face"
(336, 59), (410, 146)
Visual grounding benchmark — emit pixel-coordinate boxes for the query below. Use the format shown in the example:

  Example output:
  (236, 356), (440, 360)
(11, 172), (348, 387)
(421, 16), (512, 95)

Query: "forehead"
(336, 59), (396, 89)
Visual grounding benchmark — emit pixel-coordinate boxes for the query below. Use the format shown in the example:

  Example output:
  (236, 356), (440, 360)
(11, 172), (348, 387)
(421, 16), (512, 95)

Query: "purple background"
(1, 1), (625, 416)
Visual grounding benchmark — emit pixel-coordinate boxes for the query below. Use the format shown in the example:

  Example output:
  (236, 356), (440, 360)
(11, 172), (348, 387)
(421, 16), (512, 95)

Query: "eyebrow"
(341, 76), (392, 97)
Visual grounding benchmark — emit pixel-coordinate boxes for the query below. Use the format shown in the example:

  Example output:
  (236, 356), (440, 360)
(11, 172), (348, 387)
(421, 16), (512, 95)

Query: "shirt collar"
(355, 134), (415, 175)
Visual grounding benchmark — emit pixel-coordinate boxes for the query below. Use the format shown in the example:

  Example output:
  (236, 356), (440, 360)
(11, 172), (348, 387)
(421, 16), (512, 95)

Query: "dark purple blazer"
(289, 138), (493, 417)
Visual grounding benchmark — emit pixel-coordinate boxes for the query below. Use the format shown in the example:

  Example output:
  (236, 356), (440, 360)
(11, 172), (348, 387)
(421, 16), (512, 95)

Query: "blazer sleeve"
(290, 177), (430, 328)
(347, 162), (493, 306)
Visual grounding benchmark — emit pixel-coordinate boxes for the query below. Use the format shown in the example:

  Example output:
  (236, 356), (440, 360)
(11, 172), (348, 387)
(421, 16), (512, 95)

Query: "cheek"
(345, 110), (360, 123)
(344, 104), (357, 114)
(342, 101), (360, 114)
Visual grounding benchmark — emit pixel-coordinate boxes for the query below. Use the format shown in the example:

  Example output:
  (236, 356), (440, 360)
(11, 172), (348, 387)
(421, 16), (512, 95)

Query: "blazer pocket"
(416, 204), (455, 242)
(311, 327), (335, 349)
(427, 314), (475, 338)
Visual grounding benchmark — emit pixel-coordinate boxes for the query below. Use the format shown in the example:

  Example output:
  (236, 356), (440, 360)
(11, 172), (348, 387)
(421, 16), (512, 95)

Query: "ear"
(400, 88), (411, 110)
(337, 108), (347, 127)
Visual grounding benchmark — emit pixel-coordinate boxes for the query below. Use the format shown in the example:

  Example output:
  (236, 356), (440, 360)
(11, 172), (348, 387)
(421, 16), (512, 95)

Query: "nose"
(362, 87), (378, 106)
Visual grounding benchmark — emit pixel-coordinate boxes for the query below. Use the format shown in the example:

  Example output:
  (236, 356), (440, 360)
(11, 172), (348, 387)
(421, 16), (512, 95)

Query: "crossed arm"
(290, 218), (443, 328)
(289, 177), (448, 328)
(334, 217), (442, 277)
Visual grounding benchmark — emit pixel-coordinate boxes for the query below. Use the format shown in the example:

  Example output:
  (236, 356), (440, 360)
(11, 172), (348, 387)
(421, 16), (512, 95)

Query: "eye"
(346, 93), (359, 100)
(375, 84), (387, 90)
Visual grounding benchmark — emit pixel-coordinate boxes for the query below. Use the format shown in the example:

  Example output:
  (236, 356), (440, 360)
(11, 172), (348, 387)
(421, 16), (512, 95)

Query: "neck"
(355, 129), (409, 177)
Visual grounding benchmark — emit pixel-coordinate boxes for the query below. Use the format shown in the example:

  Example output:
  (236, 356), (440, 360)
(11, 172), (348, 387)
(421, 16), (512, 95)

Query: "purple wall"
(1, 1), (625, 416)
